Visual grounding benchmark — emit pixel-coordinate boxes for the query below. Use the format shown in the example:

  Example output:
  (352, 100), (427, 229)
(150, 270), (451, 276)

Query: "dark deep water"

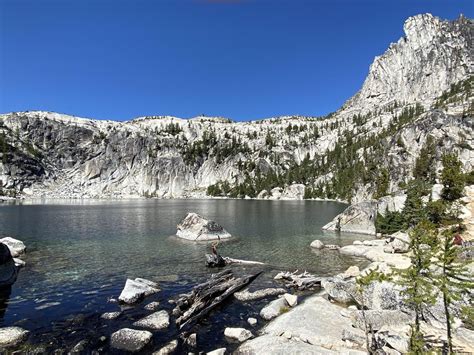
(0, 199), (369, 353)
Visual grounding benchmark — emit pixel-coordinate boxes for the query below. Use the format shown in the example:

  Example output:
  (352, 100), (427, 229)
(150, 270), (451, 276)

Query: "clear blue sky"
(0, 0), (472, 121)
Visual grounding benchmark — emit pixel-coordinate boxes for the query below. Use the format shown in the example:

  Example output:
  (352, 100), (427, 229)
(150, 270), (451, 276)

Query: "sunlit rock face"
(0, 14), (472, 200)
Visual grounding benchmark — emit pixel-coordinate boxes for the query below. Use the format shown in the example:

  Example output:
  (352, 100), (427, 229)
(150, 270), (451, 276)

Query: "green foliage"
(402, 180), (428, 229)
(441, 153), (465, 202)
(396, 220), (438, 351)
(426, 199), (447, 226)
(374, 168), (389, 199)
(434, 229), (474, 353)
(413, 136), (437, 183)
(375, 211), (405, 235)
(164, 123), (182, 135)
(465, 170), (474, 185)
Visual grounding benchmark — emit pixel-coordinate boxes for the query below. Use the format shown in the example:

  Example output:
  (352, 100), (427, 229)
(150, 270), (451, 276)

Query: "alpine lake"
(0, 199), (371, 353)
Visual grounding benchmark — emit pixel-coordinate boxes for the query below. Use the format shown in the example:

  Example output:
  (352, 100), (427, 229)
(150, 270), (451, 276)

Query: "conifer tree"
(397, 220), (438, 353)
(434, 229), (474, 354)
(441, 153), (465, 202)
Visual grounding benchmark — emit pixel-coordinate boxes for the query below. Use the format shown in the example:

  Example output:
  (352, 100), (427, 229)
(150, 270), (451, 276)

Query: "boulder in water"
(0, 237), (26, 258)
(133, 310), (169, 330)
(118, 278), (160, 304)
(224, 327), (254, 342)
(176, 213), (232, 241)
(110, 328), (152, 352)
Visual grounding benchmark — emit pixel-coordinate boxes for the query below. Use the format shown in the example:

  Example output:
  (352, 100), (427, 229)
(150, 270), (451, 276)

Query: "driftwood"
(205, 254), (264, 268)
(274, 270), (322, 291)
(173, 269), (262, 330)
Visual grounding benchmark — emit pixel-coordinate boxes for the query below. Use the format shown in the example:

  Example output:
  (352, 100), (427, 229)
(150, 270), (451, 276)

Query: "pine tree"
(402, 180), (427, 229)
(397, 220), (438, 353)
(441, 153), (465, 202)
(434, 230), (474, 354)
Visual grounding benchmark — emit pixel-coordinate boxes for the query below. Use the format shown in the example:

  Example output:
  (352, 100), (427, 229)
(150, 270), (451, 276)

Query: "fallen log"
(173, 270), (262, 330)
(274, 270), (322, 291)
(205, 254), (264, 267)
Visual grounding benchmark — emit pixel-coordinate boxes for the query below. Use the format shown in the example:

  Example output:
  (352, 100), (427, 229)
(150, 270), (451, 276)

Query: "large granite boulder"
(118, 278), (160, 304)
(281, 184), (305, 200)
(322, 201), (377, 235)
(0, 237), (26, 258)
(110, 328), (152, 352)
(350, 310), (414, 331)
(176, 213), (231, 241)
(224, 327), (254, 342)
(384, 231), (410, 253)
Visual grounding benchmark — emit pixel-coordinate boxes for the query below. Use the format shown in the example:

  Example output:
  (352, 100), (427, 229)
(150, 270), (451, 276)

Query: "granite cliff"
(0, 14), (472, 200)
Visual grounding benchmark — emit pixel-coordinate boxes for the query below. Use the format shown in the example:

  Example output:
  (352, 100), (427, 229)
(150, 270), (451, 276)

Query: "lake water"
(0, 199), (369, 353)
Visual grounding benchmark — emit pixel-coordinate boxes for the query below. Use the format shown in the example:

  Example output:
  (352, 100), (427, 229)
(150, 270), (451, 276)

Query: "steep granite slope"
(0, 14), (472, 200)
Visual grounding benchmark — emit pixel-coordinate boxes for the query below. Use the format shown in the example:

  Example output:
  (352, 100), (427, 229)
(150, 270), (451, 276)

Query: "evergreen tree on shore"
(397, 220), (438, 353)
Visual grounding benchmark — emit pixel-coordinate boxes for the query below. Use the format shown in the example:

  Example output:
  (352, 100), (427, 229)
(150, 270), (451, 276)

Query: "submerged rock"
(133, 310), (170, 330)
(144, 301), (160, 311)
(110, 328), (152, 352)
(234, 287), (286, 302)
(224, 327), (254, 342)
(176, 213), (232, 241)
(153, 339), (178, 355)
(0, 326), (29, 347)
(260, 297), (288, 320)
(101, 311), (121, 320)
(118, 278), (160, 304)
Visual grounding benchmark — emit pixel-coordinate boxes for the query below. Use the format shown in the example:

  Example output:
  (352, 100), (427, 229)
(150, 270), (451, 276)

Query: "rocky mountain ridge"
(0, 14), (472, 201)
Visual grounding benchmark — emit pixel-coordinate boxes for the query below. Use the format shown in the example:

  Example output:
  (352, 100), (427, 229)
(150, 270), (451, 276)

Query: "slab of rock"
(119, 278), (160, 304)
(260, 297), (288, 320)
(384, 231), (410, 253)
(253, 296), (364, 352)
(234, 287), (286, 302)
(339, 245), (410, 269)
(176, 213), (231, 241)
(281, 184), (305, 200)
(341, 327), (366, 346)
(144, 301), (160, 311)
(350, 310), (413, 331)
(0, 327), (29, 347)
(310, 239), (325, 249)
(0, 237), (26, 257)
(110, 328), (152, 352)
(133, 310), (169, 330)
(375, 325), (410, 354)
(377, 194), (407, 216)
(247, 317), (257, 326)
(153, 339), (178, 355)
(236, 334), (339, 354)
(322, 201), (377, 235)
(283, 293), (298, 307)
(207, 348), (226, 355)
(224, 327), (253, 342)
(101, 311), (121, 320)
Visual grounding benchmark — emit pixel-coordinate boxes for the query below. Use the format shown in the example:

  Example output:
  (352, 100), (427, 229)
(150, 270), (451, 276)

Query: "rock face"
(118, 278), (160, 304)
(110, 328), (153, 352)
(176, 213), (231, 241)
(0, 327), (29, 347)
(322, 201), (377, 235)
(0, 15), (472, 202)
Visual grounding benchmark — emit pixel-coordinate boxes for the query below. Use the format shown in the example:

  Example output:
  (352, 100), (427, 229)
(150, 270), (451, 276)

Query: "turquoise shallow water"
(0, 199), (369, 352)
